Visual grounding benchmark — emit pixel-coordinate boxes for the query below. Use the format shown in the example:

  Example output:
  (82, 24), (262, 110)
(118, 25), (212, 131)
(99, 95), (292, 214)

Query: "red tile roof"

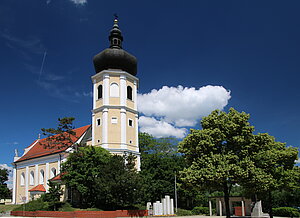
(15, 125), (91, 163)
(50, 172), (65, 181)
(28, 184), (46, 192)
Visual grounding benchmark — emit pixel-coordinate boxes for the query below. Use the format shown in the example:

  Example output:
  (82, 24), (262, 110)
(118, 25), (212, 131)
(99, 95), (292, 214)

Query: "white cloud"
(69, 0), (87, 5)
(0, 164), (13, 189)
(138, 85), (231, 127)
(139, 116), (187, 138)
(296, 158), (300, 163)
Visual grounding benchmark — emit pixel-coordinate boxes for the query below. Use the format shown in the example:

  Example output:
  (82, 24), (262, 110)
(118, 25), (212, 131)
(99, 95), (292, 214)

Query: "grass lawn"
(0, 204), (19, 213)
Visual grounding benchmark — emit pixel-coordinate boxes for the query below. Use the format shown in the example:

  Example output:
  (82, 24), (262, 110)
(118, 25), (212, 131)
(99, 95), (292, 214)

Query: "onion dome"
(93, 17), (137, 76)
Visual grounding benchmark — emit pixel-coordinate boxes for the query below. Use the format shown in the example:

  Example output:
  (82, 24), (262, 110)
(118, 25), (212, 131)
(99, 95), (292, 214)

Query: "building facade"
(12, 18), (140, 204)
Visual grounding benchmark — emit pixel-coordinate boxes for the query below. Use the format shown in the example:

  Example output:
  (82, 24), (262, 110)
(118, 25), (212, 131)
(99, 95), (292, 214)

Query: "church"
(12, 18), (141, 204)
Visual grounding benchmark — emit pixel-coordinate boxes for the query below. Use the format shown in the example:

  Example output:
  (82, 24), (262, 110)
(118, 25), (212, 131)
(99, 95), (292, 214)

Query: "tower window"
(97, 118), (101, 126)
(111, 117), (118, 124)
(127, 86), (133, 100)
(98, 85), (103, 99)
(128, 119), (133, 127)
(110, 83), (119, 97)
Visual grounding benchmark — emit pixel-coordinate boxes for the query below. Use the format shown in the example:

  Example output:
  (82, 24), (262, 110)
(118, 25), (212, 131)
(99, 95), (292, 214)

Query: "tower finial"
(114, 13), (118, 23)
(109, 14), (123, 49)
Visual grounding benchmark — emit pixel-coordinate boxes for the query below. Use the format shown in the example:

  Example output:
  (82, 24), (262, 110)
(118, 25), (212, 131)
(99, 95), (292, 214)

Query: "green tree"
(139, 132), (205, 209)
(179, 108), (254, 218)
(40, 117), (79, 149)
(0, 168), (11, 199)
(62, 146), (139, 210)
(178, 108), (299, 218)
(42, 180), (63, 211)
(241, 133), (299, 218)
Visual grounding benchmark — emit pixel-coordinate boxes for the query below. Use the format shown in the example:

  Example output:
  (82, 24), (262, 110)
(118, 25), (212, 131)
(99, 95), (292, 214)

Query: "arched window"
(39, 169), (44, 184)
(97, 85), (102, 99)
(51, 168), (57, 178)
(20, 172), (25, 186)
(110, 83), (119, 97)
(127, 86), (133, 100)
(30, 171), (34, 186)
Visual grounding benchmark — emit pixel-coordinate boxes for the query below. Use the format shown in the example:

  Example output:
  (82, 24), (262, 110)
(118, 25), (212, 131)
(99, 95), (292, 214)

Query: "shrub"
(13, 198), (49, 211)
(273, 207), (300, 217)
(59, 202), (75, 211)
(192, 206), (209, 215)
(176, 208), (193, 216)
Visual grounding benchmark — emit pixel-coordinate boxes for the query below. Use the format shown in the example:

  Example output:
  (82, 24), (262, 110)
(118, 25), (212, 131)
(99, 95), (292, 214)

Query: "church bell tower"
(91, 17), (140, 169)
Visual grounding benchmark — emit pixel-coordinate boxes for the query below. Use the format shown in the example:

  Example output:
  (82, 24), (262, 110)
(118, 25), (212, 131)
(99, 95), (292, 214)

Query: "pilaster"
(120, 108), (127, 149)
(45, 163), (49, 191)
(103, 74), (110, 105)
(35, 164), (38, 185)
(120, 75), (126, 106)
(102, 108), (108, 148)
(12, 167), (16, 204)
(25, 166), (29, 202)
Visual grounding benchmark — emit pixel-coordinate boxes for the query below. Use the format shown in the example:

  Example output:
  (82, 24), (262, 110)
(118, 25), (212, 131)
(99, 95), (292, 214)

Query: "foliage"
(42, 181), (63, 211)
(62, 146), (139, 210)
(178, 108), (299, 218)
(138, 133), (184, 202)
(192, 206), (215, 215)
(176, 208), (193, 216)
(192, 206), (209, 215)
(139, 132), (208, 209)
(179, 108), (254, 217)
(272, 207), (300, 217)
(40, 117), (79, 149)
(0, 205), (19, 213)
(0, 168), (11, 199)
(13, 198), (49, 211)
(58, 202), (75, 211)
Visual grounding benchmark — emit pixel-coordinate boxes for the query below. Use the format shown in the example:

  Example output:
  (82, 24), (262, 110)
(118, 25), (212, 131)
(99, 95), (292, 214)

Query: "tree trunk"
(223, 182), (231, 218)
(269, 191), (273, 218)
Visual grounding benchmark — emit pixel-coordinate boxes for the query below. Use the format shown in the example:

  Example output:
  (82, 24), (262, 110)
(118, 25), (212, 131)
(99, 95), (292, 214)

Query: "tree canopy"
(62, 146), (139, 210)
(40, 117), (78, 149)
(0, 167), (11, 199)
(179, 108), (299, 218)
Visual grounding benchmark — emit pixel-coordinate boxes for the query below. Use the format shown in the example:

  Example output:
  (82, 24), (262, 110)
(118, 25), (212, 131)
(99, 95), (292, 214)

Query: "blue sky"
(1, 0), (300, 181)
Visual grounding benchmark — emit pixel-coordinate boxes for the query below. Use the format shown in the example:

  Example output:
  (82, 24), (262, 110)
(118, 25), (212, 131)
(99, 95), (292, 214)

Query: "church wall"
(16, 168), (26, 204)
(108, 109), (121, 145)
(14, 153), (62, 204)
(93, 112), (103, 146)
(109, 75), (120, 106)
(126, 111), (137, 150)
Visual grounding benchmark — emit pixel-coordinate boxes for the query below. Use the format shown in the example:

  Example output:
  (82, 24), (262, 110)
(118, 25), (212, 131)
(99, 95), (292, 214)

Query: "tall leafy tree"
(178, 108), (299, 218)
(139, 132), (205, 209)
(0, 168), (10, 199)
(62, 146), (139, 209)
(241, 133), (299, 218)
(179, 108), (254, 218)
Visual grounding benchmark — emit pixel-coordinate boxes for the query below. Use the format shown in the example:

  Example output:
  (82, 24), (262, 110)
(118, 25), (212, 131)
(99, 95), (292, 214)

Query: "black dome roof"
(93, 18), (137, 76)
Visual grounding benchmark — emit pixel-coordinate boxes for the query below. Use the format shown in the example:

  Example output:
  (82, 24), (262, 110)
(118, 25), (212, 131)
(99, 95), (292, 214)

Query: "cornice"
(92, 105), (138, 115)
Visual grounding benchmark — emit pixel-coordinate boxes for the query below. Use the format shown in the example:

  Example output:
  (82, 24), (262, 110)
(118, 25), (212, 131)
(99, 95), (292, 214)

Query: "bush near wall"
(192, 206), (216, 215)
(272, 207), (300, 217)
(176, 208), (193, 216)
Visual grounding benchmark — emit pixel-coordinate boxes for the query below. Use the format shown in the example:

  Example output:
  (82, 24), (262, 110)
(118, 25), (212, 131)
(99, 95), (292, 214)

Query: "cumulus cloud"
(139, 116), (187, 138)
(0, 164), (13, 189)
(138, 85), (231, 127)
(69, 0), (87, 5)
